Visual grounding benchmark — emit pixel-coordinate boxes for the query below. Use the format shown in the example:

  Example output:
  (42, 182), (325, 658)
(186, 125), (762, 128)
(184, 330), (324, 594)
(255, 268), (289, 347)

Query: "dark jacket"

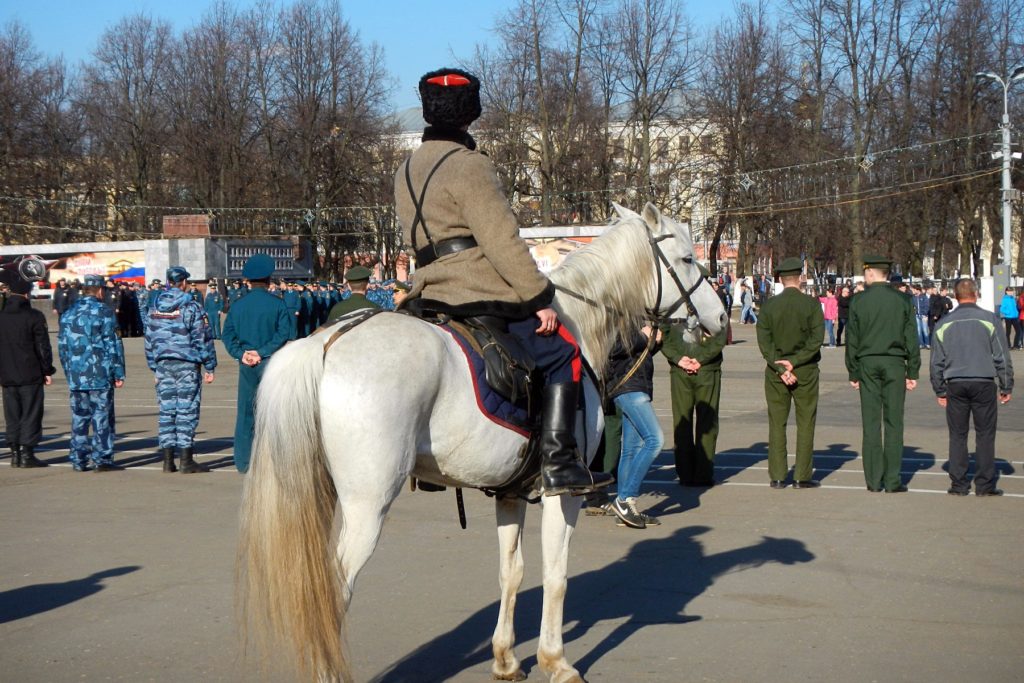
(928, 293), (952, 326)
(837, 292), (852, 320)
(606, 328), (659, 400)
(0, 296), (56, 386)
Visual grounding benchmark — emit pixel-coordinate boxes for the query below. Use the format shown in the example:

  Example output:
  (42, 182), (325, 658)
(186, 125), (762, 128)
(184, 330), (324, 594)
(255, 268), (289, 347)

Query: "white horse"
(237, 203), (727, 683)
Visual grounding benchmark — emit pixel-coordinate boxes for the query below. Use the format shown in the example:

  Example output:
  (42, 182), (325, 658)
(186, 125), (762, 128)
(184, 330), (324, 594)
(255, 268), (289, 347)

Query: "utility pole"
(976, 68), (1024, 273)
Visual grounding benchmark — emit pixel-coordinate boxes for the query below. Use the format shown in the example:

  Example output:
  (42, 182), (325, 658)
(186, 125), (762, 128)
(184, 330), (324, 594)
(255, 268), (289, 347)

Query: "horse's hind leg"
(491, 497), (527, 681)
(537, 494), (585, 683)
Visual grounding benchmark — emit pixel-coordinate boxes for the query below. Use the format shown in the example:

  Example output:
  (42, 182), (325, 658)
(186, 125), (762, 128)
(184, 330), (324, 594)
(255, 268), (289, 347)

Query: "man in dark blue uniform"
(222, 254), (294, 472)
(282, 281), (302, 337)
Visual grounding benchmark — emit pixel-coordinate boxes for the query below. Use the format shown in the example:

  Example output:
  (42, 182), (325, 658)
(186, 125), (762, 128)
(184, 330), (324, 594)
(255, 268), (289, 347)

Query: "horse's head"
(612, 202), (727, 337)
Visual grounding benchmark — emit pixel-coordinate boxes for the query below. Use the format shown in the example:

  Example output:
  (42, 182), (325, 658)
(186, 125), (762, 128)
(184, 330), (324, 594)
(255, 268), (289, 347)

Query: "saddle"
(318, 304), (550, 502)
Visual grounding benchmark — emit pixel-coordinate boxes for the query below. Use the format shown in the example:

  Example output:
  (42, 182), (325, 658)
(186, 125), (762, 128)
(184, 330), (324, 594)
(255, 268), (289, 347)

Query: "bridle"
(553, 220), (708, 326)
(645, 227), (707, 326)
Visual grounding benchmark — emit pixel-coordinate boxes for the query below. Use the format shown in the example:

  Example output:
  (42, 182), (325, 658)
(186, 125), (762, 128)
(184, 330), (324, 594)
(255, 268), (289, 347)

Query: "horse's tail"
(237, 335), (349, 682)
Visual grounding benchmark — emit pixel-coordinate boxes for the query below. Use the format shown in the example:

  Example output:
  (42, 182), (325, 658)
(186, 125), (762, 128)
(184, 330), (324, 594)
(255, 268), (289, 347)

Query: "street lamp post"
(975, 67), (1024, 272)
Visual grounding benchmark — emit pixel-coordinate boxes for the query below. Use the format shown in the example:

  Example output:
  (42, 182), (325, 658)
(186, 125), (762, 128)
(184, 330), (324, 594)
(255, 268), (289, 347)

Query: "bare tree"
(615, 0), (700, 201)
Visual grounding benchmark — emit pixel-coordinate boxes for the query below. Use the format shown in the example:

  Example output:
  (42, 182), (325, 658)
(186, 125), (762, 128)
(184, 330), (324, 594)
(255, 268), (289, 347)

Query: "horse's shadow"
(370, 526), (814, 682)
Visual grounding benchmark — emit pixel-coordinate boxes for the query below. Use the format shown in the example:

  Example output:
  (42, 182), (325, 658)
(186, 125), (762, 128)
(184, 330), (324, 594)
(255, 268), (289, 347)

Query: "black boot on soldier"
(9, 444), (22, 468)
(179, 447), (208, 474)
(19, 446), (49, 468)
(539, 382), (613, 496)
(162, 447), (177, 473)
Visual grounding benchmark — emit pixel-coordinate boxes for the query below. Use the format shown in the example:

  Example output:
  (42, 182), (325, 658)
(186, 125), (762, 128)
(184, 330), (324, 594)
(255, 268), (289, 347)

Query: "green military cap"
(861, 254), (891, 270)
(696, 262), (711, 278)
(394, 280), (410, 291)
(774, 256), (803, 276)
(346, 265), (372, 282)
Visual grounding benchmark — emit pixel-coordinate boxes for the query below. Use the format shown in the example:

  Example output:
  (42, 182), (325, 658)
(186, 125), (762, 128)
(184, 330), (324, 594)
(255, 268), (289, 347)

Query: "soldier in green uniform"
(844, 255), (920, 493)
(661, 305), (728, 487)
(756, 257), (825, 489)
(327, 265), (380, 321)
(221, 254), (294, 473)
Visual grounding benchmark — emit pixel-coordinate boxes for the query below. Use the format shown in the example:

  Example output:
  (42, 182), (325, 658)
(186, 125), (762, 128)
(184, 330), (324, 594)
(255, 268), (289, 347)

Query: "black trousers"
(945, 380), (998, 493)
(2, 384), (45, 448)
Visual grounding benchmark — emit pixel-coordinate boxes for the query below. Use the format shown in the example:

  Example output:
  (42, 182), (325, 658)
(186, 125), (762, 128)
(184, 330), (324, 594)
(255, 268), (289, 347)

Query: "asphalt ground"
(1, 314), (1022, 682)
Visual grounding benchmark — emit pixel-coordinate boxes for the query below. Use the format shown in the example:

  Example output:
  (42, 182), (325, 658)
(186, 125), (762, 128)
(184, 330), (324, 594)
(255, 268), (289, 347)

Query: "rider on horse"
(395, 67), (613, 496)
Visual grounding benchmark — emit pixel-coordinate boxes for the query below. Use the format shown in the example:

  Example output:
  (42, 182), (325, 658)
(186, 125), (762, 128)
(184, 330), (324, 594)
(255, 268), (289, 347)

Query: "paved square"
(2, 318), (1021, 681)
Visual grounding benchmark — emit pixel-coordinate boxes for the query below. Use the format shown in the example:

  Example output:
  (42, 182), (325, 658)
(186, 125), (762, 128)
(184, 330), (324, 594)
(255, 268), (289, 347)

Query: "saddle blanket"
(441, 324), (532, 437)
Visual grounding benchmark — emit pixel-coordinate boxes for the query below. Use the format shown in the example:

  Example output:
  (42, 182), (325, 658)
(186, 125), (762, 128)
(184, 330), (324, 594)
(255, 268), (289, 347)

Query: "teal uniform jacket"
(221, 287), (294, 472)
(327, 293), (380, 321)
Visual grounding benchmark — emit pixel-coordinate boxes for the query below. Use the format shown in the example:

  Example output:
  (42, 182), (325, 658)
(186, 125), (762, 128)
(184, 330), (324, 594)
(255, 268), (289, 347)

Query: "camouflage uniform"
(145, 288), (217, 449)
(57, 294), (126, 469)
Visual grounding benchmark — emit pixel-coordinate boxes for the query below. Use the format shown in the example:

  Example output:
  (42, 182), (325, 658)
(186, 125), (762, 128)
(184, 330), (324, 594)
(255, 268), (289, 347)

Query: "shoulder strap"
(404, 148), (461, 253)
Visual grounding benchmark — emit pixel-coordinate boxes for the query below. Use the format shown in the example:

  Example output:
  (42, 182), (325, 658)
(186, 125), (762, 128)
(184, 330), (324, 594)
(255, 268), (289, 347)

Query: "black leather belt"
(415, 236), (478, 268)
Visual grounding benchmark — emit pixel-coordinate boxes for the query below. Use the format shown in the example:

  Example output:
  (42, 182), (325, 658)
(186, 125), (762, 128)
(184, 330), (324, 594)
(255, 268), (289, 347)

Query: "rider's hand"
(535, 308), (559, 336)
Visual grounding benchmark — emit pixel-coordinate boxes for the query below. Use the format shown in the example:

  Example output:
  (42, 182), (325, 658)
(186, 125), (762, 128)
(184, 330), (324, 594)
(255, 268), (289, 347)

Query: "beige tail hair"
(236, 336), (348, 682)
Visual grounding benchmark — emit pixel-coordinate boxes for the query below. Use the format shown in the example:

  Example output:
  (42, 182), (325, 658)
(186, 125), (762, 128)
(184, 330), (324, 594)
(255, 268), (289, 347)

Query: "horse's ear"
(642, 203), (667, 234)
(612, 202), (640, 220)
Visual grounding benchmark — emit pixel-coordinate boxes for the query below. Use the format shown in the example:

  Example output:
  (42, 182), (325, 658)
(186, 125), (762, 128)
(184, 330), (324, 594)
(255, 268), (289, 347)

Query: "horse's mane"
(549, 215), (655, 378)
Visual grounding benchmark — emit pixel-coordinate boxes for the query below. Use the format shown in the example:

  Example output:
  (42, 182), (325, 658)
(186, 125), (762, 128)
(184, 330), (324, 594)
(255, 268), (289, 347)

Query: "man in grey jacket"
(930, 279), (1013, 496)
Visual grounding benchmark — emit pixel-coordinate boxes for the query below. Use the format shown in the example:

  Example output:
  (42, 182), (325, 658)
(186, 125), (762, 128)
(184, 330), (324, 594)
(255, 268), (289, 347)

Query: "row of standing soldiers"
(49, 276), (400, 341)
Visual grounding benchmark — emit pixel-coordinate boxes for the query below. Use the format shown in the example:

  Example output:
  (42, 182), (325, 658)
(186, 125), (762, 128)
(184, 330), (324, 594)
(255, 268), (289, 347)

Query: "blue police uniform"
(300, 288), (315, 336)
(282, 288), (301, 337)
(222, 256), (293, 472)
(204, 290), (225, 338)
(145, 287), (217, 451)
(57, 287), (126, 470)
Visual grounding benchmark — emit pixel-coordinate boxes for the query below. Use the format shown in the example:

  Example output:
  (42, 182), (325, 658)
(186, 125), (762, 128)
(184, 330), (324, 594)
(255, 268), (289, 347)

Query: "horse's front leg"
(537, 494), (584, 683)
(492, 496), (528, 681)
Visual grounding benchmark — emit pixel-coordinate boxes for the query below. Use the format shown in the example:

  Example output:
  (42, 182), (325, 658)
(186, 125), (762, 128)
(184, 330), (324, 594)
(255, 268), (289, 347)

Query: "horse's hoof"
(492, 670), (527, 681)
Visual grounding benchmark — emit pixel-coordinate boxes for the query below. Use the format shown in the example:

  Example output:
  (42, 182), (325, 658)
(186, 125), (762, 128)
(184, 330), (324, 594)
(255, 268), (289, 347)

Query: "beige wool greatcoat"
(395, 133), (554, 319)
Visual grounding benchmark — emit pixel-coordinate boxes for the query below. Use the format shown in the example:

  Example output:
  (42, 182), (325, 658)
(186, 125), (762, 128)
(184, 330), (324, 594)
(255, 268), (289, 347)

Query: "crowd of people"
(584, 254), (1015, 529)
(0, 257), (409, 475)
(1, 62), (1017, 533)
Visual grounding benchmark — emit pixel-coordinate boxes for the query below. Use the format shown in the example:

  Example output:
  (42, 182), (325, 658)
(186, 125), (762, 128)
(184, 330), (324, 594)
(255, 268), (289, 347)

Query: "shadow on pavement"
(0, 566), (141, 624)
(900, 447), (936, 486)
(811, 443), (858, 482)
(370, 526), (814, 682)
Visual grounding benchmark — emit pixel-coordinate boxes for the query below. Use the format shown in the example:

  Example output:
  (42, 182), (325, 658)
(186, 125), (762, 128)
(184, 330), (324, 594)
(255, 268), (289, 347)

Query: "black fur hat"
(418, 68), (482, 129)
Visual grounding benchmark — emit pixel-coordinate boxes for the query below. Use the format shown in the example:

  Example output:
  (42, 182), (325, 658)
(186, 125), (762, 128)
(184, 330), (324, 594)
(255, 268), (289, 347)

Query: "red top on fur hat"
(426, 74), (471, 86)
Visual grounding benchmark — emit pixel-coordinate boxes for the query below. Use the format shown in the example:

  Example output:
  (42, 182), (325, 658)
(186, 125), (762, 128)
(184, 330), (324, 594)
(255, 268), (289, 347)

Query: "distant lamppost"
(975, 67), (1024, 271)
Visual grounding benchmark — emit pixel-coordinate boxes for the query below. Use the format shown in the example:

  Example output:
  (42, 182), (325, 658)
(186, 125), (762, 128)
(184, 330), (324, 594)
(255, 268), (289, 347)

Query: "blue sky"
(3, 0), (730, 112)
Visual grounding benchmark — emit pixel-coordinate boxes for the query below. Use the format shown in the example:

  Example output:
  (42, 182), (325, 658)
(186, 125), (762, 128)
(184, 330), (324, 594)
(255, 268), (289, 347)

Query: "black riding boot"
(9, 444), (22, 468)
(162, 447), (177, 473)
(179, 448), (208, 474)
(19, 446), (49, 468)
(539, 383), (614, 496)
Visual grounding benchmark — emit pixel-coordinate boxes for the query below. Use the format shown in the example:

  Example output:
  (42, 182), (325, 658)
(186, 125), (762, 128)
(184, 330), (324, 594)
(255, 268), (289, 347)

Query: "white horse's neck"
(548, 218), (656, 378)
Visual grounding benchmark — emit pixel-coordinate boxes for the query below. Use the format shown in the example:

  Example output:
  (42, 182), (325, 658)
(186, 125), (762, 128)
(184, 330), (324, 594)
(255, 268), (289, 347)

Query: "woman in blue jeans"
(606, 323), (664, 529)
